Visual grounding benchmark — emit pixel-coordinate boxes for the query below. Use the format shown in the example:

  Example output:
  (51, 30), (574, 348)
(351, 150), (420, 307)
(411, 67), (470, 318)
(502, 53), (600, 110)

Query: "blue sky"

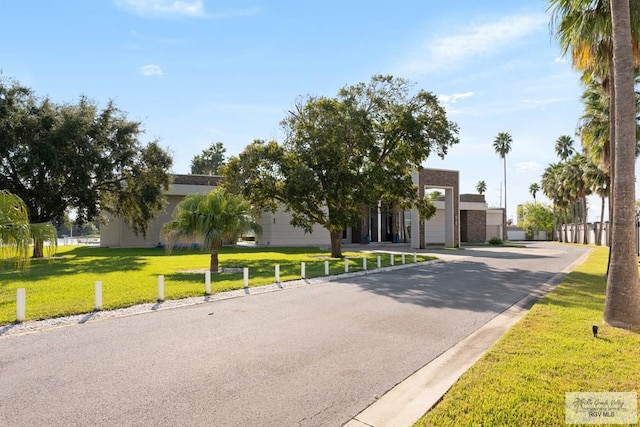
(1, 0), (623, 223)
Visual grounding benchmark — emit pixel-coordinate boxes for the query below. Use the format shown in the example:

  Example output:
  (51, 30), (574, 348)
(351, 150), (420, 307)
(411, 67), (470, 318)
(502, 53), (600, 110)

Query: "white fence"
(57, 237), (100, 246)
(553, 222), (610, 246)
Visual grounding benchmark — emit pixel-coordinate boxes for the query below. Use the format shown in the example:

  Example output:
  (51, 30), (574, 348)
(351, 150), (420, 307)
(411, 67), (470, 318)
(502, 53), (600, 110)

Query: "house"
(100, 169), (505, 248)
(100, 174), (220, 248)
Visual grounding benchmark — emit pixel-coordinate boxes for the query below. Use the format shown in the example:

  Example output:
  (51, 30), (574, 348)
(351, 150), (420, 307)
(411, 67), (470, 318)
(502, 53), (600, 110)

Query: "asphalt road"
(0, 242), (591, 427)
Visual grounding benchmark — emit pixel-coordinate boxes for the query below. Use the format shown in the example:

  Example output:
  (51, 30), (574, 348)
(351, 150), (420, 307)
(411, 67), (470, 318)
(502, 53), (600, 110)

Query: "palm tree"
(586, 160), (608, 245)
(1, 190), (31, 269)
(579, 79), (611, 173)
(541, 162), (567, 242)
(475, 180), (487, 195)
(0, 190), (57, 269)
(555, 135), (575, 161)
(564, 153), (593, 244)
(493, 132), (512, 239)
(605, 0), (640, 329)
(549, 0), (640, 276)
(529, 183), (540, 204)
(161, 188), (261, 273)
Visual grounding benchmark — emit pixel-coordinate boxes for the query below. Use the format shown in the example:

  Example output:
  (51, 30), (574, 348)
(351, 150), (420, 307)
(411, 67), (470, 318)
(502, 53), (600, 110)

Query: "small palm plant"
(0, 190), (57, 269)
(161, 188), (261, 273)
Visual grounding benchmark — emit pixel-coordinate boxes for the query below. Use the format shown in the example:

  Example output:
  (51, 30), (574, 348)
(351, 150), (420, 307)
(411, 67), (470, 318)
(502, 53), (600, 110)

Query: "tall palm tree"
(493, 132), (512, 239)
(162, 188), (261, 273)
(529, 182), (540, 203)
(0, 190), (57, 269)
(555, 135), (575, 161)
(586, 160), (608, 245)
(475, 180), (487, 195)
(605, 0), (640, 329)
(542, 162), (568, 242)
(565, 153), (593, 244)
(549, 0), (640, 275)
(579, 78), (611, 173)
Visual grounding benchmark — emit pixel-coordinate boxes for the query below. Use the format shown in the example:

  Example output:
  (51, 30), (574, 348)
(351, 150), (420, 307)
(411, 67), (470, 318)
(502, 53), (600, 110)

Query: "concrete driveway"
(0, 242), (591, 426)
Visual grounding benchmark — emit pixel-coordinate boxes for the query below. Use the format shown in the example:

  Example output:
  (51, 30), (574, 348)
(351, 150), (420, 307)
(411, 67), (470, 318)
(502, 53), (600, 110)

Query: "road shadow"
(331, 259), (567, 315)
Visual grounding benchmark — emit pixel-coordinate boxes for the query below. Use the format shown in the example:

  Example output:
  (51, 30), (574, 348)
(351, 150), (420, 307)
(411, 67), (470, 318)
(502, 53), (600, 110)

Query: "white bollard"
(325, 260), (329, 276)
(95, 281), (102, 311)
(275, 264), (280, 284)
(402, 253), (406, 264)
(243, 267), (249, 288)
(363, 257), (367, 271)
(16, 288), (26, 323)
(414, 252), (417, 263)
(377, 255), (381, 269)
(157, 275), (164, 302)
(390, 254), (394, 266)
(301, 262), (306, 279)
(205, 271), (211, 295)
(345, 258), (349, 273)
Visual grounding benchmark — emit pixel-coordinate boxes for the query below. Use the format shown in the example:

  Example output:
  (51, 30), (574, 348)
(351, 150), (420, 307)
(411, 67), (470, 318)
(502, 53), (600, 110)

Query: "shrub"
(488, 237), (503, 245)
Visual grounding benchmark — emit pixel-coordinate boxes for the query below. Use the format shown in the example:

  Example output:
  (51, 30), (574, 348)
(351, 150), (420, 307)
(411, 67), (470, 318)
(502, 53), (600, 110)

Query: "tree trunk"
(607, 66), (616, 274)
(604, 0), (640, 329)
(571, 205), (579, 244)
(552, 206), (557, 241)
(330, 230), (343, 258)
(582, 196), (589, 245)
(503, 157), (508, 240)
(209, 247), (219, 273)
(32, 237), (44, 259)
(563, 211), (569, 243)
(597, 195), (606, 246)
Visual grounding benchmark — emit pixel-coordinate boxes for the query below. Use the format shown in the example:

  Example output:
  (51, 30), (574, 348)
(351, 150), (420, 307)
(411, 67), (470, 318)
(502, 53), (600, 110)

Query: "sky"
(1, 0), (632, 223)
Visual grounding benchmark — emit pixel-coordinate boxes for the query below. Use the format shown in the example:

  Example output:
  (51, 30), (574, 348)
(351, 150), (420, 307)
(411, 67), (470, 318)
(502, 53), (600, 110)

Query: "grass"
(0, 245), (434, 325)
(415, 246), (640, 427)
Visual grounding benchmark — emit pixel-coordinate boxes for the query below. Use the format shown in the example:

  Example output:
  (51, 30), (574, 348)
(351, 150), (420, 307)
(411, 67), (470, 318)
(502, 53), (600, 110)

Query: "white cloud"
(516, 161), (543, 173)
(554, 57), (567, 63)
(139, 64), (164, 76)
(114, 0), (205, 17)
(397, 14), (547, 76)
(438, 91), (474, 104)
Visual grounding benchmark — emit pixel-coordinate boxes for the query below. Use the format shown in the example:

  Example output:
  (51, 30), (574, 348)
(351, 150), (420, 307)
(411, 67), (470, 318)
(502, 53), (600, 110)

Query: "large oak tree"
(0, 77), (173, 257)
(223, 75), (459, 257)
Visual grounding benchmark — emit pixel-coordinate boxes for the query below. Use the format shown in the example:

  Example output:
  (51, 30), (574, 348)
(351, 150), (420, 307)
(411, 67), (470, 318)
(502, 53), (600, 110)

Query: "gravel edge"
(0, 260), (441, 337)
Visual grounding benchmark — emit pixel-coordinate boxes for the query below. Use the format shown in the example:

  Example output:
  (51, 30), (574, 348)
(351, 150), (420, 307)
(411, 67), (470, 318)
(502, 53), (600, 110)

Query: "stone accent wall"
(417, 168), (459, 248)
(461, 210), (486, 243)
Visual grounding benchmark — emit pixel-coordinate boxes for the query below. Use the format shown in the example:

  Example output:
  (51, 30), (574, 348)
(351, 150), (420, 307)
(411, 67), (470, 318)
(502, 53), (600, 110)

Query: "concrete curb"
(343, 248), (593, 427)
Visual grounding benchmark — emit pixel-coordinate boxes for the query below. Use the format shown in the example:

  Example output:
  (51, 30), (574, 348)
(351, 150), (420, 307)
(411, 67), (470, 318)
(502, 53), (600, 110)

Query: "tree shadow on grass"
(0, 252), (149, 282)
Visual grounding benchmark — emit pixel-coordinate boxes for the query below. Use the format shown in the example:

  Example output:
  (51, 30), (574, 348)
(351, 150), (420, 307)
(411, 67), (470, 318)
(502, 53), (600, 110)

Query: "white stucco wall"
(100, 181), (217, 248)
(257, 210), (330, 246)
(486, 209), (504, 240)
(425, 210), (446, 244)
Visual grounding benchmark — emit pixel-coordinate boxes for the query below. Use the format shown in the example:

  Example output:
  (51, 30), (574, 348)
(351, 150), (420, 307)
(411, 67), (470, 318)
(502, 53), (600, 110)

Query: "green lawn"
(0, 245), (433, 325)
(416, 246), (640, 427)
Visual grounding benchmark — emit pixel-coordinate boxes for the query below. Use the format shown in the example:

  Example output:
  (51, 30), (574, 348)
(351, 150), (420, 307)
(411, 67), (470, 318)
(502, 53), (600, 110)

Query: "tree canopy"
(190, 142), (226, 175)
(223, 75), (459, 257)
(0, 77), (173, 256)
(517, 202), (554, 240)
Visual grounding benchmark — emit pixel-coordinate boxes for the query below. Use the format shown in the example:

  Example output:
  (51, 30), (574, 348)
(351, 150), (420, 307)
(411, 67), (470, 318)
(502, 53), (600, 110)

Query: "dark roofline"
(172, 174), (223, 186)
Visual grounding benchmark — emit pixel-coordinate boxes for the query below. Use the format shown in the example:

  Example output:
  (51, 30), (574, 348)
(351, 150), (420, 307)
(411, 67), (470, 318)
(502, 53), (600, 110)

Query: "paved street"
(0, 242), (590, 426)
